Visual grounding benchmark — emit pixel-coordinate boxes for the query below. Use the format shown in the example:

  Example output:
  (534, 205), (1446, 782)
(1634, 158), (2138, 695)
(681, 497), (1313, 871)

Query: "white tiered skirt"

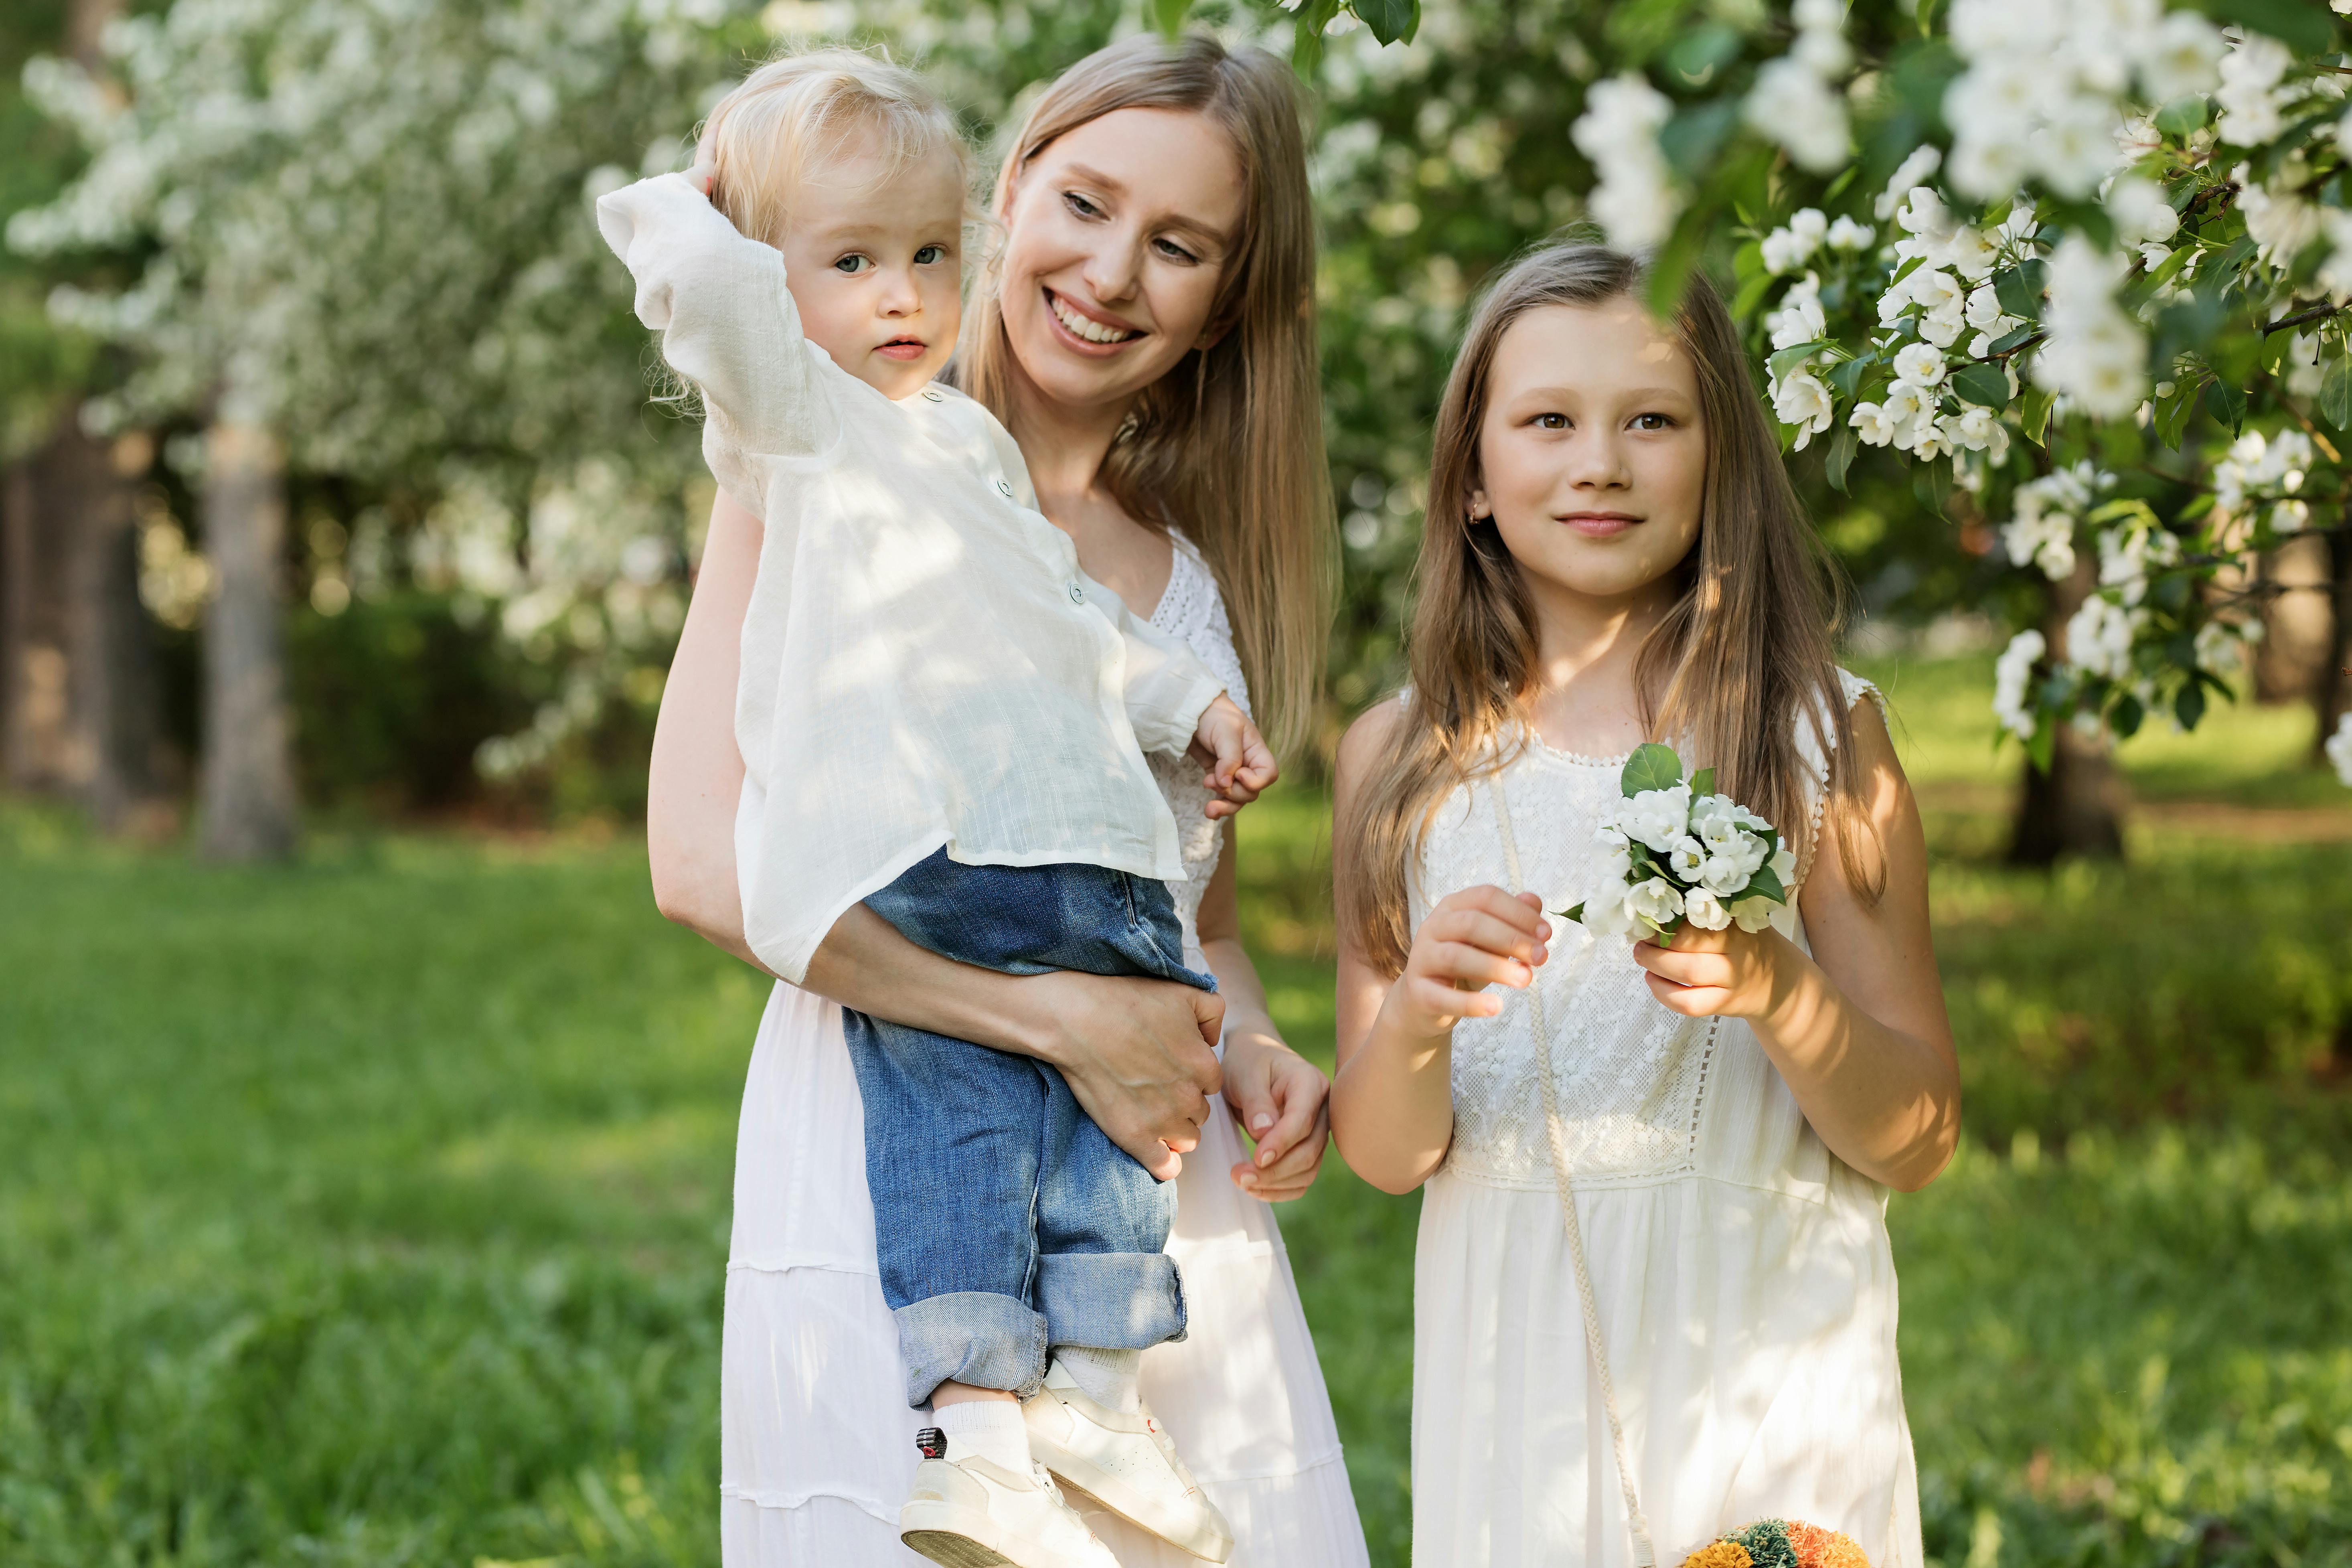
(718, 981), (1368, 1567)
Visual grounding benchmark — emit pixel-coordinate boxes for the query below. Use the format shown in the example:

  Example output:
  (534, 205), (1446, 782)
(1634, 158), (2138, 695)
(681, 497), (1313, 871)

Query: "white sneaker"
(1023, 1359), (1236, 1563)
(899, 1426), (1121, 1568)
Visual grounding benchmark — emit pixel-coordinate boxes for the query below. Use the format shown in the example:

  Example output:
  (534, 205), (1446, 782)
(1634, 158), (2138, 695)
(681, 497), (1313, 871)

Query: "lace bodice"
(1145, 535), (1249, 957)
(1411, 670), (1879, 1189)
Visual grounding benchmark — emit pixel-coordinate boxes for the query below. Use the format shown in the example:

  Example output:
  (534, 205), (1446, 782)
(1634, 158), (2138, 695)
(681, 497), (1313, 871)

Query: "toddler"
(598, 47), (1252, 1568)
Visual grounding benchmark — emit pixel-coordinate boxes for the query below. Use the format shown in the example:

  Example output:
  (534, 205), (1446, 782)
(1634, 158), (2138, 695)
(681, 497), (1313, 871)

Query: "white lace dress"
(1408, 672), (1922, 1568)
(719, 536), (1368, 1567)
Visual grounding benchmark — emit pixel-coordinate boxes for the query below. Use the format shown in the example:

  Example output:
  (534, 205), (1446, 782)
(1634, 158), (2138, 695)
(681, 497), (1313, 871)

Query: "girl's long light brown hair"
(953, 34), (1334, 759)
(1338, 244), (1880, 974)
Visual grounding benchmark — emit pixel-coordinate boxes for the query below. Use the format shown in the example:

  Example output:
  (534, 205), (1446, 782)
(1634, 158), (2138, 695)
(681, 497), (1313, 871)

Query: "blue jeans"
(842, 849), (1216, 1407)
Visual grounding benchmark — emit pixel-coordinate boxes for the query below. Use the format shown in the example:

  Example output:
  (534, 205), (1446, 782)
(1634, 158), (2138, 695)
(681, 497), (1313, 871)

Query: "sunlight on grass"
(3, 655), (2348, 1567)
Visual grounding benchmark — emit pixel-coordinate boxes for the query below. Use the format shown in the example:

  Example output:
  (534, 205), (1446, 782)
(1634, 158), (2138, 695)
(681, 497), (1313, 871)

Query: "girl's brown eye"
(1536, 413), (1568, 430)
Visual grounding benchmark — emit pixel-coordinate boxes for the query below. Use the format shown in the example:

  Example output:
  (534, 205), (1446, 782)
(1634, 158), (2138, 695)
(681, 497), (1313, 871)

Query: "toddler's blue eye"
(914, 244), (947, 265)
(833, 254), (871, 274)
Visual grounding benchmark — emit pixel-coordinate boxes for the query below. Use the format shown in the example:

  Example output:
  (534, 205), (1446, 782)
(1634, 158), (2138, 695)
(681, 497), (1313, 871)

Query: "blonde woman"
(645, 35), (1366, 1568)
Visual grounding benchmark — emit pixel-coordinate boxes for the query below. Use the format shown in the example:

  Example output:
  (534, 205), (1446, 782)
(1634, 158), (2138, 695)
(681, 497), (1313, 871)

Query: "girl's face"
(994, 106), (1247, 419)
(776, 137), (967, 402)
(1471, 300), (1707, 608)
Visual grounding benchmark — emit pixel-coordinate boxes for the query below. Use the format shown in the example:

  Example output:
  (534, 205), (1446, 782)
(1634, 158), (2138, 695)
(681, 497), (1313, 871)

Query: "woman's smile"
(1045, 287), (1145, 349)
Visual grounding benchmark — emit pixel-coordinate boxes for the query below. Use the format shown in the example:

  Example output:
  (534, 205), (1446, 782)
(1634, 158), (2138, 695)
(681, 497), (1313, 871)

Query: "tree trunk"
(2009, 558), (2127, 865)
(197, 418), (297, 861)
(2251, 534), (2333, 704)
(2313, 519), (2351, 766)
(59, 424), (160, 828)
(3, 443), (79, 792)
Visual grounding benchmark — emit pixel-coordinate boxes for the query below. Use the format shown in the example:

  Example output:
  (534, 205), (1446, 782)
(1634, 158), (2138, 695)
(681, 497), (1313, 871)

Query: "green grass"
(4, 656), (2350, 1567)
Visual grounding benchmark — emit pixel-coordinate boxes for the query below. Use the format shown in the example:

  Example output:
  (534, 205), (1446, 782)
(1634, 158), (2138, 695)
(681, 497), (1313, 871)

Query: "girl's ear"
(1467, 487), (1492, 521)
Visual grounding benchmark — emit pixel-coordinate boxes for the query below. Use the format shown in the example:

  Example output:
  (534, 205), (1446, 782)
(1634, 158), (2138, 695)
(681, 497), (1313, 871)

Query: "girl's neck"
(1521, 573), (1680, 756)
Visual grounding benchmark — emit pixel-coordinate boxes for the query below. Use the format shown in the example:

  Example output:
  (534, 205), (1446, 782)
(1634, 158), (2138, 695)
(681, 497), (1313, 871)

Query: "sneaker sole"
(901, 1528), (1015, 1568)
(901, 1500), (1100, 1568)
(1025, 1430), (1234, 1563)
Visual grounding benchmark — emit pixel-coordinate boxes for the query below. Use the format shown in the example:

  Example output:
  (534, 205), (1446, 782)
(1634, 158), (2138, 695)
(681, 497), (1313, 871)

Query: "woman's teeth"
(1051, 294), (1138, 344)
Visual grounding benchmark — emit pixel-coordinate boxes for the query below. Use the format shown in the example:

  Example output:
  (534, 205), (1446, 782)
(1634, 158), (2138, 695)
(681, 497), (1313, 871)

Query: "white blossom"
(1683, 888), (1732, 931)
(2328, 713), (2352, 789)
(1893, 341), (1948, 386)
(1772, 369), (1836, 449)
(1746, 56), (1850, 172)
(2064, 593), (2145, 683)
(1826, 215), (1876, 251)
(2032, 235), (2146, 419)
(2214, 31), (2292, 147)
(1993, 627), (2046, 739)
(2105, 177), (2179, 246)
(1572, 73), (1680, 251)
(1620, 784), (1693, 853)
(1850, 400), (1898, 446)
(1626, 876), (1686, 929)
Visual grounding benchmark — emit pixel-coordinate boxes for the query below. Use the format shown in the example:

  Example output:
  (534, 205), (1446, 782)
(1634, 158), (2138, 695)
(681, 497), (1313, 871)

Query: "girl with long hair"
(1329, 245), (1959, 1567)
(644, 34), (1364, 1568)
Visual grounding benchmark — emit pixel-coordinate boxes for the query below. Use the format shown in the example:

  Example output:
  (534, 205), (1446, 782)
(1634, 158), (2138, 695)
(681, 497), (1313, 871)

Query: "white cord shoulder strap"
(1486, 777), (1660, 1568)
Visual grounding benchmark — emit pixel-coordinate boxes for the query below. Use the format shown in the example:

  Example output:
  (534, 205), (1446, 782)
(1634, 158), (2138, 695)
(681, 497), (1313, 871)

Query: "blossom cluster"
(1563, 746), (1796, 942)
(1678, 1518), (1871, 1568)
(1571, 73), (1680, 251)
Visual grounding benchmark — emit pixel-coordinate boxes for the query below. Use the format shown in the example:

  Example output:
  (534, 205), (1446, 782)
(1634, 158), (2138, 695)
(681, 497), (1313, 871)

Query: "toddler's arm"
(596, 173), (839, 472)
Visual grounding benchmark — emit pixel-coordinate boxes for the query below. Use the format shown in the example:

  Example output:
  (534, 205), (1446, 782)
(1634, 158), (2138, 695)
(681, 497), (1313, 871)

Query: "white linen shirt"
(598, 174), (1224, 984)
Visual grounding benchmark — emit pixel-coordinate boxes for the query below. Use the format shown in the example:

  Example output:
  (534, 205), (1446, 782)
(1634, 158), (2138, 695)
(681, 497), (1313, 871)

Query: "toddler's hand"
(1187, 694), (1277, 820)
(1384, 886), (1550, 1040)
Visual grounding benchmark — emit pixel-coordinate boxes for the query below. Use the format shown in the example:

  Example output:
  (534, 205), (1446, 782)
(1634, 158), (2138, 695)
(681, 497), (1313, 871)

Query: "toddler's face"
(1471, 300), (1707, 608)
(777, 138), (966, 401)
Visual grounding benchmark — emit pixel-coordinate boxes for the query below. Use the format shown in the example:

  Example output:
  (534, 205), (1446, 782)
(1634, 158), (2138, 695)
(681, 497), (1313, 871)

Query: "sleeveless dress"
(718, 536), (1369, 1568)
(1407, 671), (1923, 1568)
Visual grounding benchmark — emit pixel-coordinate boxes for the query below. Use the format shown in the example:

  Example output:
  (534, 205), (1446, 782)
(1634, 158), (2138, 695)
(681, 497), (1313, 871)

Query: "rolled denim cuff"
(1039, 1251), (1188, 1351)
(891, 1291), (1049, 1407)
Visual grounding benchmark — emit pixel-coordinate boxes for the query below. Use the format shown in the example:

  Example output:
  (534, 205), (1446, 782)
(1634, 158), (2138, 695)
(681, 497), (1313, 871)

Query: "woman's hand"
(1025, 968), (1226, 1182)
(1632, 924), (1801, 1020)
(1382, 886), (1551, 1040)
(1218, 1033), (1330, 1202)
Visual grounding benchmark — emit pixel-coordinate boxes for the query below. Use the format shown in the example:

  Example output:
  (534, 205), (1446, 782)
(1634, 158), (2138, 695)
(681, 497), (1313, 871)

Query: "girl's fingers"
(1252, 1069), (1324, 1167)
(1434, 908), (1550, 964)
(1439, 886), (1551, 940)
(1407, 975), (1500, 1024)
(1422, 940), (1534, 991)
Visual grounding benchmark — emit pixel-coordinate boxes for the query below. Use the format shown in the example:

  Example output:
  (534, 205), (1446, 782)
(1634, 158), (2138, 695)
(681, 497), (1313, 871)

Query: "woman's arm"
(1329, 704), (1552, 1195)
(1631, 698), (1960, 1191)
(647, 487), (763, 970)
(650, 491), (1228, 1178)
(1192, 822), (1331, 1201)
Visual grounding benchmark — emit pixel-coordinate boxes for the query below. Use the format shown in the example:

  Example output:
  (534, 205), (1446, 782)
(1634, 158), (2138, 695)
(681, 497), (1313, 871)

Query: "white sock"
(934, 1398), (1030, 1471)
(1056, 1346), (1142, 1414)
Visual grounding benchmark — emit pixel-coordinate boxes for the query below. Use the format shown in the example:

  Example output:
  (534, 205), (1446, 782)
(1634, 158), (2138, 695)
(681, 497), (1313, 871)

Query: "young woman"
(1329, 246), (1959, 1567)
(645, 35), (1366, 1568)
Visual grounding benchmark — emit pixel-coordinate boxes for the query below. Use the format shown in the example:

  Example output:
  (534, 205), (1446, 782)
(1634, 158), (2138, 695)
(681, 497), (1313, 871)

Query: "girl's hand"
(1382, 886), (1550, 1040)
(1187, 694), (1278, 820)
(1633, 924), (1797, 1019)
(1219, 1033), (1331, 1202)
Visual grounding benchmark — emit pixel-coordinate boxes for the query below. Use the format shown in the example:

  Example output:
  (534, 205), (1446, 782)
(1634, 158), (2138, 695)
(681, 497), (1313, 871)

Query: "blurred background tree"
(7, 0), (2345, 861)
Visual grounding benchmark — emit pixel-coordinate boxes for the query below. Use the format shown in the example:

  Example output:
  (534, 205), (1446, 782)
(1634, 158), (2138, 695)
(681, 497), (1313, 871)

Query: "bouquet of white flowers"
(1562, 743), (1797, 942)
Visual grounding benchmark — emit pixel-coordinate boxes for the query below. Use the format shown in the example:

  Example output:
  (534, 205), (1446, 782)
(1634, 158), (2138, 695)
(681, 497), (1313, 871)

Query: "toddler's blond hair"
(701, 45), (973, 250)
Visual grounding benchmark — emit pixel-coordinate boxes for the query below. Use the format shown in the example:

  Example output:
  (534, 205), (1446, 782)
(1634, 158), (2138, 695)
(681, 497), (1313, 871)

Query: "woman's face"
(994, 105), (1247, 419)
(1471, 300), (1708, 610)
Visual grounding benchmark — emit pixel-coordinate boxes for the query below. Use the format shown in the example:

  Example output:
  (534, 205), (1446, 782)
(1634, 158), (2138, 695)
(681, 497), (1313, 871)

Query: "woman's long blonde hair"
(954, 34), (1334, 759)
(1338, 244), (1879, 974)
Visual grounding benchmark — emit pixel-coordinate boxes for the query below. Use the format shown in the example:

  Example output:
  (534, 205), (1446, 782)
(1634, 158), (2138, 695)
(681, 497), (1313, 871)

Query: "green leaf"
(2323, 353), (2352, 431)
(1663, 24), (1745, 88)
(1151, 0), (1195, 36)
(2111, 694), (2144, 739)
(1993, 260), (2047, 320)
(1950, 363), (2010, 408)
(1621, 742), (1685, 797)
(1645, 210), (1708, 321)
(1988, 323), (2038, 356)
(1348, 0), (1418, 47)
(1825, 420), (1860, 493)
(2203, 376), (2248, 436)
(2021, 386), (2054, 445)
(1730, 268), (1776, 321)
(1562, 901), (1588, 923)
(2204, 0), (2336, 53)
(2152, 380), (2198, 450)
(2026, 721), (2055, 774)
(1827, 355), (1875, 399)
(2153, 95), (2210, 138)
(1742, 864), (1788, 906)
(2175, 677), (2207, 734)
(1690, 766), (1717, 799)
(1769, 340), (1831, 379)
(1914, 456), (1953, 517)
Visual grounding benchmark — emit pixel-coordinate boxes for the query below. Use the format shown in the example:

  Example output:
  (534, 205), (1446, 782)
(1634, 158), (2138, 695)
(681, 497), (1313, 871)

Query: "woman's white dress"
(718, 537), (1369, 1567)
(1408, 672), (1923, 1568)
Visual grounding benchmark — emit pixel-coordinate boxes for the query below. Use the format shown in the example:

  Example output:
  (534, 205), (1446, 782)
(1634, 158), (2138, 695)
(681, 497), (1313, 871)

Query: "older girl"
(648, 35), (1365, 1568)
(1330, 246), (1958, 1567)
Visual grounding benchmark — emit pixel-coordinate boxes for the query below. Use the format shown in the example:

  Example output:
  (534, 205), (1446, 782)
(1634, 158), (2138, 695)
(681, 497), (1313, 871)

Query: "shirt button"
(995, 479), (1014, 498)
(920, 387), (942, 402)
(1067, 581), (1087, 604)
